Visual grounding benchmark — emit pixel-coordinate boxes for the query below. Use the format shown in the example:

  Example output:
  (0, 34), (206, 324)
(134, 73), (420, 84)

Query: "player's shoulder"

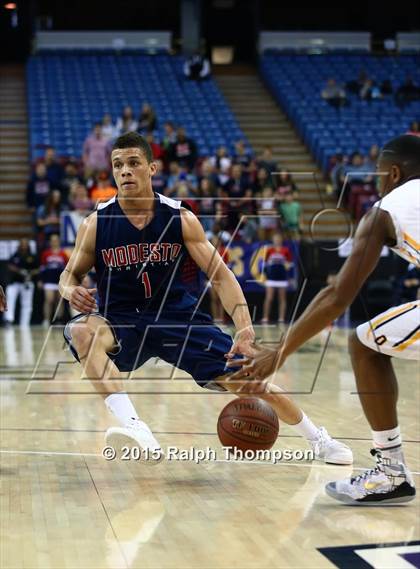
(96, 195), (117, 211)
(155, 192), (182, 210)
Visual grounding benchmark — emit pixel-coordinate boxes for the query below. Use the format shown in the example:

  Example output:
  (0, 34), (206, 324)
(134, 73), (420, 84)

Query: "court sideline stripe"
(0, 427), (419, 444)
(1, 449), (420, 475)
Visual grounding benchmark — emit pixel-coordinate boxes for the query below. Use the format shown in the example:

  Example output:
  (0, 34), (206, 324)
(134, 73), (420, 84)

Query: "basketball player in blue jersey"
(59, 132), (351, 464)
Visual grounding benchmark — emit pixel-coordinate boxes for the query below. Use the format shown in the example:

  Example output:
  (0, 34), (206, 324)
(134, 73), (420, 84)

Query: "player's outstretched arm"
(180, 208), (255, 355)
(59, 212), (98, 313)
(0, 285), (6, 312)
(228, 207), (396, 380)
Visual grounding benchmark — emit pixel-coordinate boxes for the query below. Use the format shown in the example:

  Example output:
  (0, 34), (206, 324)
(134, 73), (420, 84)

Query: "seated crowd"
(327, 121), (419, 221)
(321, 72), (420, 109)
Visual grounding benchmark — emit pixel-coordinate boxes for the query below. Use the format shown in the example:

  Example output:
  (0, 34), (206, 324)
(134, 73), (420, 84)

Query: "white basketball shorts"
(356, 300), (420, 360)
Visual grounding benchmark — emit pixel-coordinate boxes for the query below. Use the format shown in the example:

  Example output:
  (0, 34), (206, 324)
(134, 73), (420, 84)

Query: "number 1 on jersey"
(141, 272), (152, 298)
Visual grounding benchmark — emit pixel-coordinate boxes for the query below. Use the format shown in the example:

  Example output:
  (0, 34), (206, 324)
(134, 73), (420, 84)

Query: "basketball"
(217, 398), (279, 452)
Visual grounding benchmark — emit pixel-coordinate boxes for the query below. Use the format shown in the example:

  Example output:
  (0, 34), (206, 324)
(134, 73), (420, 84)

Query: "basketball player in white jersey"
(0, 285), (6, 312)
(229, 134), (419, 504)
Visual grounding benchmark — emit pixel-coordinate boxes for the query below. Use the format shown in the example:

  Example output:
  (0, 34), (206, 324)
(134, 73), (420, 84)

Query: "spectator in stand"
(240, 188), (258, 243)
(261, 233), (293, 324)
(253, 167), (272, 194)
(166, 162), (198, 195)
(360, 78), (382, 101)
(199, 158), (219, 187)
(4, 239), (39, 327)
(396, 76), (419, 107)
(68, 184), (93, 215)
(365, 144), (380, 171)
(145, 132), (165, 161)
(161, 121), (177, 154)
(183, 51), (211, 81)
(169, 127), (197, 170)
(329, 154), (347, 198)
(258, 186), (278, 240)
(101, 113), (117, 142)
(321, 78), (347, 108)
(115, 105), (138, 135)
(175, 185), (199, 214)
(90, 170), (117, 205)
(346, 70), (368, 95)
(26, 162), (53, 214)
(233, 139), (252, 169)
(274, 169), (298, 202)
(39, 234), (68, 326)
(210, 146), (232, 175)
(223, 164), (248, 198)
(342, 151), (373, 205)
(82, 123), (110, 179)
(60, 160), (84, 205)
(198, 177), (217, 233)
(407, 121), (420, 137)
(278, 192), (303, 239)
(36, 189), (66, 245)
(257, 146), (277, 174)
(151, 159), (168, 194)
(137, 103), (157, 133)
(43, 146), (64, 188)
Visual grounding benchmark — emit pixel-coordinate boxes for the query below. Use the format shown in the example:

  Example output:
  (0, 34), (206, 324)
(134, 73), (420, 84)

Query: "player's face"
(377, 156), (401, 197)
(111, 147), (156, 196)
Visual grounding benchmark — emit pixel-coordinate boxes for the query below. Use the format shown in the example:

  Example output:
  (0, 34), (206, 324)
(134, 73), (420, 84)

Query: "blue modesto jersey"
(95, 192), (197, 313)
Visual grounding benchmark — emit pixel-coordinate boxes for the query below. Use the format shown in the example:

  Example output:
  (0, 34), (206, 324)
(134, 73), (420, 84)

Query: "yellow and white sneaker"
(325, 449), (416, 505)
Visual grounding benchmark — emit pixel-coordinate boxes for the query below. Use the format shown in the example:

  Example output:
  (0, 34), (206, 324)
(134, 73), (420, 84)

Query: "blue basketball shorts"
(63, 309), (237, 391)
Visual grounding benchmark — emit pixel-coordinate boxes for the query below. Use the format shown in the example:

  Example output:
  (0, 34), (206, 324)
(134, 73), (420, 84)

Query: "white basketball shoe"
(325, 449), (416, 505)
(105, 420), (164, 465)
(310, 427), (353, 465)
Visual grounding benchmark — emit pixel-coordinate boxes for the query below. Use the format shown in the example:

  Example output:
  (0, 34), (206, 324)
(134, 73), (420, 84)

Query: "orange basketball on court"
(217, 398), (279, 452)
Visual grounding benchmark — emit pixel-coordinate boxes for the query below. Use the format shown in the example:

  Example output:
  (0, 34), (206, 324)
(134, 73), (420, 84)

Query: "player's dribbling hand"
(69, 287), (98, 313)
(0, 285), (7, 312)
(225, 326), (256, 359)
(226, 343), (285, 383)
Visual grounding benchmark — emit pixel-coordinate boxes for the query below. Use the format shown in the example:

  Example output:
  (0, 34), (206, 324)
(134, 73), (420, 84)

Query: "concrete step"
(1, 203), (27, 212)
(1, 213), (31, 223)
(0, 163), (30, 171)
(0, 172), (27, 181)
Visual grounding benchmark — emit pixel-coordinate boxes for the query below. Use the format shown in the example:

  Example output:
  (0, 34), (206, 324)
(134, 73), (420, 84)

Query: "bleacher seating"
(260, 54), (420, 172)
(26, 54), (248, 161)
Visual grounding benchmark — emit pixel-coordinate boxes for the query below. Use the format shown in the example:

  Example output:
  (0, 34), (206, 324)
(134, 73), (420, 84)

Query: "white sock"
(292, 413), (319, 441)
(372, 426), (405, 463)
(105, 393), (141, 428)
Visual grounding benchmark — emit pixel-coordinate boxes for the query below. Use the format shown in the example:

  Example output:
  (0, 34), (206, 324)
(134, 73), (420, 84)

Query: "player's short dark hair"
(381, 134), (420, 177)
(112, 131), (153, 163)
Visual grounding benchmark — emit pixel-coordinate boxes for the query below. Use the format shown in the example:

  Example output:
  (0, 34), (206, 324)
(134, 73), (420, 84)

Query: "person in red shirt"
(261, 233), (292, 324)
(39, 234), (69, 326)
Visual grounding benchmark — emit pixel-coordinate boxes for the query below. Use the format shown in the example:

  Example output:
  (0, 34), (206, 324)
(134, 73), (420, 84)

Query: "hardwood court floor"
(0, 325), (419, 569)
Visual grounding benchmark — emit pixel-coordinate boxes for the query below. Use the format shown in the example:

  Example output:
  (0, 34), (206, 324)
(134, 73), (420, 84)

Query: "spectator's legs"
(43, 289), (56, 325)
(19, 282), (34, 326)
(277, 288), (287, 323)
(5, 283), (20, 324)
(262, 286), (274, 323)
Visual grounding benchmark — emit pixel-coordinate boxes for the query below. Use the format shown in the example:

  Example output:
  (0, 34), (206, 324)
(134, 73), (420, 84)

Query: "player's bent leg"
(215, 374), (353, 465)
(65, 314), (163, 463)
(68, 314), (124, 395)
